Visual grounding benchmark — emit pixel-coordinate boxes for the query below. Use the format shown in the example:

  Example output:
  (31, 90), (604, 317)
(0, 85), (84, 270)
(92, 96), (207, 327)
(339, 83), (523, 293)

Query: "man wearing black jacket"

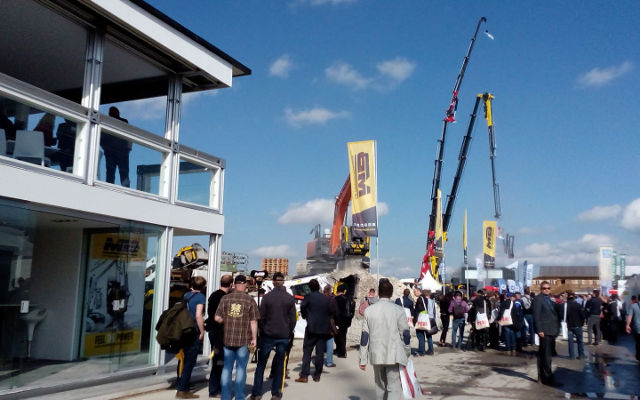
(250, 272), (296, 400)
(295, 279), (337, 383)
(334, 284), (355, 358)
(205, 274), (232, 398)
(585, 290), (603, 345)
(564, 292), (586, 359)
(532, 281), (561, 387)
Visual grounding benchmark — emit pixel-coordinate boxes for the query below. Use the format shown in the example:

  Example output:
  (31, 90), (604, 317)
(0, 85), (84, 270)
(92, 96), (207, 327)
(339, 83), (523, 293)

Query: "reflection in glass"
(0, 95), (80, 173)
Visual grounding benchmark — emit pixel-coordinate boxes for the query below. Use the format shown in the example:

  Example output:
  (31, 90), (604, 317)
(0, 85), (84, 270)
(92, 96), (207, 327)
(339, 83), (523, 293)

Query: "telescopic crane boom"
(421, 16), (487, 281)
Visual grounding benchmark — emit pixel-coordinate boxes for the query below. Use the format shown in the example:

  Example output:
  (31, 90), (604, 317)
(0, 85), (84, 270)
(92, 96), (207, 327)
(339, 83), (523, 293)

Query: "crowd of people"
(171, 273), (640, 400)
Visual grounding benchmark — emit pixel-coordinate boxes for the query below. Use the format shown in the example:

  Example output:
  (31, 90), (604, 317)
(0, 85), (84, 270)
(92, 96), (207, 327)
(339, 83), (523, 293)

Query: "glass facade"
(0, 198), (163, 389)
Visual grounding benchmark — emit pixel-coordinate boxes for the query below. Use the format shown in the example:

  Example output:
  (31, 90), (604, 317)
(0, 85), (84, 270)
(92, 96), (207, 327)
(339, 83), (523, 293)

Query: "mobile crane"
(422, 92), (503, 284)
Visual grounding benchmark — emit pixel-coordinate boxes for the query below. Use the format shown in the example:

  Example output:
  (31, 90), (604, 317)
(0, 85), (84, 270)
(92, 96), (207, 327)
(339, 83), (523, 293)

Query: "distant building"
(532, 266), (599, 295)
(295, 260), (310, 276)
(262, 257), (289, 276)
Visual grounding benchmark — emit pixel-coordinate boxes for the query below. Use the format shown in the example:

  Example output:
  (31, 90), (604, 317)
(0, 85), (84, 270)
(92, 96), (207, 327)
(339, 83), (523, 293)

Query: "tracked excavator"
(306, 176), (370, 272)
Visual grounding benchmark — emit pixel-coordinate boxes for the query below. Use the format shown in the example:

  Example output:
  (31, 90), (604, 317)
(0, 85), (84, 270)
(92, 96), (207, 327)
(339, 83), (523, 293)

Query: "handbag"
(415, 297), (438, 334)
(475, 302), (489, 330)
(329, 317), (339, 337)
(498, 301), (513, 326)
(400, 358), (423, 398)
(560, 303), (568, 340)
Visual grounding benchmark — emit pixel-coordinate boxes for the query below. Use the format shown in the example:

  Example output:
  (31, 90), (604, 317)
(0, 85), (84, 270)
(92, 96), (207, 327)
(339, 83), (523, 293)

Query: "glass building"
(0, 0), (249, 395)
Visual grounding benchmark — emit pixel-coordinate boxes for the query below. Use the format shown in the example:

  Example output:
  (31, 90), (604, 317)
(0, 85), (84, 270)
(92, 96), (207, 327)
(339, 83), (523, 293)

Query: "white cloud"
(250, 244), (296, 258)
(269, 54), (293, 78)
(278, 199), (389, 225)
(577, 61), (632, 87)
(519, 233), (614, 266)
(621, 198), (640, 232)
(284, 107), (349, 127)
(376, 57), (416, 83)
(325, 61), (371, 90)
(577, 204), (622, 221)
(278, 198), (334, 225)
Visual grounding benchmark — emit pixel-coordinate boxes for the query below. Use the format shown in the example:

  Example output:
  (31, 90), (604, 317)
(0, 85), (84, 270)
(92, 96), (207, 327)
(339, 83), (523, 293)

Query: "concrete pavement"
(26, 333), (640, 400)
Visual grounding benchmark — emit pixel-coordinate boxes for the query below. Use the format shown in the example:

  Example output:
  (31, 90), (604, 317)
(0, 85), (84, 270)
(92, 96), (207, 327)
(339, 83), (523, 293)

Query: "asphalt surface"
(27, 332), (640, 400)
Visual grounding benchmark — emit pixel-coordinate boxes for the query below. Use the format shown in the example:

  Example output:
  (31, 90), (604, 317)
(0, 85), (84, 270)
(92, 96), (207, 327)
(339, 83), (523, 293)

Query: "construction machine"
(306, 176), (370, 271)
(423, 92), (504, 286)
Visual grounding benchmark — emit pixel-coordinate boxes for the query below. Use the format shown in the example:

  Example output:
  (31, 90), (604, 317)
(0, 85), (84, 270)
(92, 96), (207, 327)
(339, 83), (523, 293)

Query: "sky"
(129, 0), (640, 278)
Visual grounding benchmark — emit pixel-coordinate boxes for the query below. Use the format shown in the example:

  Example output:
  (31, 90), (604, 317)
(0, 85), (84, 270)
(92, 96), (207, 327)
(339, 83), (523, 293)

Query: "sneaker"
(176, 391), (199, 399)
(324, 363), (336, 367)
(425, 350), (434, 355)
(249, 396), (262, 400)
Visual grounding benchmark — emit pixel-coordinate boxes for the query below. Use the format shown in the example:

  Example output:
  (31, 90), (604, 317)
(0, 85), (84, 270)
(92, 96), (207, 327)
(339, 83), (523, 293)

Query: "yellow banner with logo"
(483, 220), (497, 269)
(348, 140), (378, 236)
(90, 232), (147, 261)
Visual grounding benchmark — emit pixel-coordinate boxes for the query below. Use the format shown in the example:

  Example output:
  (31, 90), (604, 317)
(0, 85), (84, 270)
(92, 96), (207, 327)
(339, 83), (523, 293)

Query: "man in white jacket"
(359, 279), (411, 400)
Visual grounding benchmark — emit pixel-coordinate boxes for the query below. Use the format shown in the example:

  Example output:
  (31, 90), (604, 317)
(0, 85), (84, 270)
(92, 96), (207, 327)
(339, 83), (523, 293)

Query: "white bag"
(400, 358), (423, 399)
(560, 303), (568, 340)
(404, 307), (414, 327)
(498, 301), (514, 327)
(534, 333), (540, 346)
(415, 311), (430, 331)
(475, 302), (489, 330)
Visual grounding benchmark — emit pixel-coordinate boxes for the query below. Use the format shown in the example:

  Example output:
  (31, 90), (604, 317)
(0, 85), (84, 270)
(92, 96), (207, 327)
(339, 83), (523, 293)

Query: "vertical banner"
(612, 251), (618, 286)
(620, 253), (626, 279)
(525, 261), (533, 287)
(599, 246), (613, 294)
(483, 220), (497, 269)
(476, 257), (485, 288)
(347, 140), (378, 236)
(434, 189), (444, 257)
(463, 209), (468, 265)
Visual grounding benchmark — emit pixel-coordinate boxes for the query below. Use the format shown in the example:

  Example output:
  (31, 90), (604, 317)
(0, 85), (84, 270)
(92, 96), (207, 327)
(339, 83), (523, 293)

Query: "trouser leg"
(234, 345), (249, 400)
(384, 364), (402, 400)
(270, 339), (289, 397)
(373, 365), (386, 400)
(251, 338), (273, 396)
(537, 335), (554, 382)
(440, 315), (450, 343)
(313, 334), (326, 378)
(300, 332), (314, 377)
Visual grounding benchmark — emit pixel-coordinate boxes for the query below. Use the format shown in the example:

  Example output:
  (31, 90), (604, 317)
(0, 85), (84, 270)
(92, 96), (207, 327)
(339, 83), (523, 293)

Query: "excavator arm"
(329, 176), (351, 255)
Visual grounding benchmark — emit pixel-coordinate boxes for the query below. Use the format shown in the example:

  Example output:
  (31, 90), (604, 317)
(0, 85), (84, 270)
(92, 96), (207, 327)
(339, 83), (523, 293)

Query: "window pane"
(177, 160), (217, 207)
(97, 129), (167, 195)
(1, 94), (84, 174)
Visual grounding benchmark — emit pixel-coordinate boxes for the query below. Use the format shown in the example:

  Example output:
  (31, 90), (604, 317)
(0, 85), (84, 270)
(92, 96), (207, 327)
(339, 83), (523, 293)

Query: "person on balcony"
(101, 107), (131, 187)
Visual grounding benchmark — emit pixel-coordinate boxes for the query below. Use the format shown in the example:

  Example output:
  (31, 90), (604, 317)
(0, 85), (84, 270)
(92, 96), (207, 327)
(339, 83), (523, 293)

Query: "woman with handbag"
(499, 294), (518, 355)
(413, 288), (436, 356)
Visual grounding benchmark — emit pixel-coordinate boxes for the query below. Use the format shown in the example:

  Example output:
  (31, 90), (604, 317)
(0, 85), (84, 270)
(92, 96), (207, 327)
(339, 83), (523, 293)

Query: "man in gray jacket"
(359, 279), (411, 400)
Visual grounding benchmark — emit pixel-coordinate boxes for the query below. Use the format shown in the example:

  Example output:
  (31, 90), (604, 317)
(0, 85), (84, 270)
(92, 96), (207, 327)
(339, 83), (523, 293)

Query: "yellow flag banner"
(483, 220), (497, 269)
(348, 140), (378, 236)
(434, 189), (443, 257)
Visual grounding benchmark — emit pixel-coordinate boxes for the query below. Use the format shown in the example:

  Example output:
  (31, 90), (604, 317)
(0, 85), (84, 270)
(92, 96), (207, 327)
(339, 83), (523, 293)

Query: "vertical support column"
(79, 29), (104, 184)
(162, 76), (182, 203)
(152, 226), (174, 367)
(203, 233), (222, 356)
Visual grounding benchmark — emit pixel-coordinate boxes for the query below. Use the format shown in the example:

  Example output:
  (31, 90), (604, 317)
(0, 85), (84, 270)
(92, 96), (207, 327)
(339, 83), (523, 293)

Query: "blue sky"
(138, 0), (640, 278)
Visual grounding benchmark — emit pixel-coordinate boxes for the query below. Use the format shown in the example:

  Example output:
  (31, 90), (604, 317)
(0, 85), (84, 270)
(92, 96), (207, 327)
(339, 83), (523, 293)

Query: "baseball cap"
(272, 272), (285, 281)
(234, 274), (247, 284)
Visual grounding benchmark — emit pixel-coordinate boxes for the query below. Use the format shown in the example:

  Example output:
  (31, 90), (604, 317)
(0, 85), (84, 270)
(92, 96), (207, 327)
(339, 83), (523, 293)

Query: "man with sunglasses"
(532, 281), (561, 387)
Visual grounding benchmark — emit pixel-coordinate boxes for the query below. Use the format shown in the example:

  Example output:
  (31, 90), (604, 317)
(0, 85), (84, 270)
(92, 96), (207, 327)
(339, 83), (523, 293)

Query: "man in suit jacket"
(296, 279), (337, 383)
(532, 281), (561, 387)
(359, 279), (411, 400)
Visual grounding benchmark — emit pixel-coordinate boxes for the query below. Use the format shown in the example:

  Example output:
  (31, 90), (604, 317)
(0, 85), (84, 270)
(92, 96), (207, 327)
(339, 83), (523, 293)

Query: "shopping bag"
(404, 307), (414, 327)
(400, 358), (423, 399)
(475, 312), (489, 330)
(534, 333), (540, 346)
(415, 311), (430, 331)
(560, 321), (568, 340)
(498, 302), (513, 326)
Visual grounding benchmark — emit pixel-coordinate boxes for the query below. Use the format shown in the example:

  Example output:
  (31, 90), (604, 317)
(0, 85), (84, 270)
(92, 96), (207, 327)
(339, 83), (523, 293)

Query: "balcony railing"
(0, 72), (224, 213)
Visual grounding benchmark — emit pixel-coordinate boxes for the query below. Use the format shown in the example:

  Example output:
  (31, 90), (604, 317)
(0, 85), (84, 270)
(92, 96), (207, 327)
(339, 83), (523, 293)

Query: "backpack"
(521, 295), (531, 310)
(155, 293), (197, 353)
(453, 301), (465, 319)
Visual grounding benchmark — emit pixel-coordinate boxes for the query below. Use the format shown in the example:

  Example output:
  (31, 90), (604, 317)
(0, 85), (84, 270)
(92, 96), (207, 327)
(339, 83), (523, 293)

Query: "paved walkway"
(26, 333), (640, 400)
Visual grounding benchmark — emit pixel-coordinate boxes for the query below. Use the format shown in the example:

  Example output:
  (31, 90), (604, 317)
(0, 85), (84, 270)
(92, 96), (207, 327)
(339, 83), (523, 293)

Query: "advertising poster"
(483, 220), (497, 269)
(347, 140), (378, 236)
(82, 231), (147, 357)
(599, 246), (613, 294)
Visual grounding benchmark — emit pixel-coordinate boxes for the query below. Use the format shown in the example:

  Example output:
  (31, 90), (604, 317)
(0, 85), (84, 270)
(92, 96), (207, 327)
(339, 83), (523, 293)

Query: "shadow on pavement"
(491, 366), (537, 383)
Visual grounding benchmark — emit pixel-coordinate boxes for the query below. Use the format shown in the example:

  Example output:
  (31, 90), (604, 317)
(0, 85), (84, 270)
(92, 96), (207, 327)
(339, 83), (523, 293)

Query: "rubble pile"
(330, 269), (410, 346)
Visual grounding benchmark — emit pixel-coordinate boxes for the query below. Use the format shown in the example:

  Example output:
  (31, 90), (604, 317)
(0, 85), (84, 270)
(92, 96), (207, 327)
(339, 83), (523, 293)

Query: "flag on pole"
(483, 220), (497, 269)
(347, 140), (378, 236)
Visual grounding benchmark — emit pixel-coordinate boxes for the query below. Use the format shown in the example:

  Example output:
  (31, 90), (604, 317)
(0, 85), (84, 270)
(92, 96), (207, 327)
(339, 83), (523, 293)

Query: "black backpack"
(453, 301), (465, 319)
(155, 293), (197, 353)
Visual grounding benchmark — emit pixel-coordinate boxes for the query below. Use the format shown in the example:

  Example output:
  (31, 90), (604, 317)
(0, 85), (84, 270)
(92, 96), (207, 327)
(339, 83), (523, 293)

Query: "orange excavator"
(306, 176), (370, 266)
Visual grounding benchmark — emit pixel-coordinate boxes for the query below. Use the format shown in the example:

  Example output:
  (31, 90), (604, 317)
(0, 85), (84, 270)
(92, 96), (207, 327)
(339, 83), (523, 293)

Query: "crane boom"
(422, 16), (487, 281)
(485, 94), (501, 219)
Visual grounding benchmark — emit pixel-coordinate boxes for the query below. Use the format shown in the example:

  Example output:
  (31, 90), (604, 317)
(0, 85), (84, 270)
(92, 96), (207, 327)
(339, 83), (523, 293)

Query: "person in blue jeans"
(250, 272), (297, 400)
(214, 275), (259, 400)
(323, 285), (337, 367)
(448, 291), (468, 348)
(176, 276), (207, 399)
(413, 288), (435, 355)
(565, 292), (586, 359)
